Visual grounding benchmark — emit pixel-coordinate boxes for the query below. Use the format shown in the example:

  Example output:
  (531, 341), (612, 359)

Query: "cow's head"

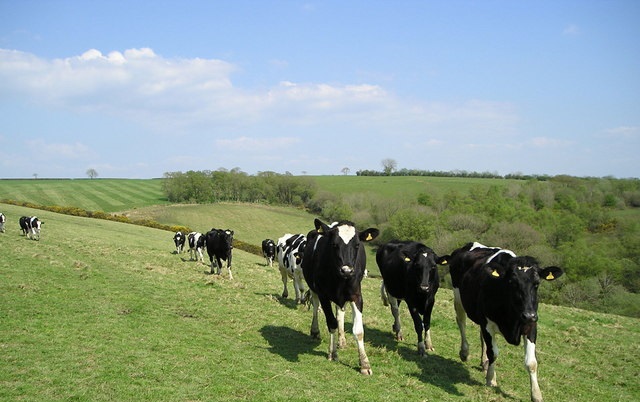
(221, 229), (234, 249)
(314, 218), (379, 278)
(404, 247), (446, 293)
(486, 253), (563, 332)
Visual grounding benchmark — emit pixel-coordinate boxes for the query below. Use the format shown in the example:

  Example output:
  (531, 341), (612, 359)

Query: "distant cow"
(205, 229), (234, 279)
(441, 242), (563, 402)
(19, 216), (43, 240)
(0, 212), (5, 233)
(276, 234), (307, 303)
(173, 231), (186, 254)
(187, 232), (206, 262)
(301, 219), (379, 375)
(376, 240), (446, 356)
(262, 239), (276, 267)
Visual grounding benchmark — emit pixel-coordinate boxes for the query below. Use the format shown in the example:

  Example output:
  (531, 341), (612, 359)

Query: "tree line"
(162, 169), (640, 317)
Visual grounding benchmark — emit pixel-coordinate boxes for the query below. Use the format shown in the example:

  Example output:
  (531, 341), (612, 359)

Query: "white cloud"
(26, 139), (97, 160)
(602, 126), (639, 139)
(563, 24), (581, 36)
(215, 136), (301, 151)
(0, 48), (520, 143)
(528, 137), (573, 148)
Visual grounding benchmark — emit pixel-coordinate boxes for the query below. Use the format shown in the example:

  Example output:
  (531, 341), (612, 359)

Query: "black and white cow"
(0, 212), (5, 233)
(376, 240), (446, 356)
(19, 216), (43, 240)
(301, 219), (379, 375)
(276, 233), (307, 303)
(173, 231), (186, 254)
(205, 229), (234, 279)
(187, 232), (206, 262)
(441, 242), (563, 402)
(262, 239), (276, 267)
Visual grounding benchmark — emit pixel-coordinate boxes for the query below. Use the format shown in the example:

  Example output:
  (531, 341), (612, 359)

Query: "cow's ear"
(540, 266), (563, 281)
(359, 228), (379, 242)
(314, 218), (329, 233)
(437, 255), (449, 265)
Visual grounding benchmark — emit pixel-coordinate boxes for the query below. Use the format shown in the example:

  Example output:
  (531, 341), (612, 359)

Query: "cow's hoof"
(360, 367), (372, 375)
(328, 352), (338, 361)
(459, 350), (469, 362)
(310, 330), (321, 339)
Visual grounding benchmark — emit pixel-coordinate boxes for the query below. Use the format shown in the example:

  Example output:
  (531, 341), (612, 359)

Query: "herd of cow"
(174, 218), (563, 402)
(2, 208), (560, 401)
(0, 213), (44, 240)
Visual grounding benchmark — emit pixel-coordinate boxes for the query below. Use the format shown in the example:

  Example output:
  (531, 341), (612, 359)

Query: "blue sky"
(1, 1), (638, 178)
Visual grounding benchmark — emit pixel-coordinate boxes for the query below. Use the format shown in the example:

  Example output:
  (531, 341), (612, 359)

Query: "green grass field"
(1, 202), (638, 401)
(0, 179), (168, 213)
(312, 175), (518, 199)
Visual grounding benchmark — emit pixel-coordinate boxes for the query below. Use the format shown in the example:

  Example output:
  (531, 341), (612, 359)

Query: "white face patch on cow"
(518, 266), (532, 272)
(337, 225), (356, 244)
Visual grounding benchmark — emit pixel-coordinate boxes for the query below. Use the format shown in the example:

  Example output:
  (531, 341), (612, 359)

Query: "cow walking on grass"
(276, 233), (307, 303)
(376, 240), (446, 356)
(0, 212), (5, 233)
(302, 219), (379, 375)
(440, 242), (563, 402)
(205, 229), (234, 279)
(19, 216), (43, 240)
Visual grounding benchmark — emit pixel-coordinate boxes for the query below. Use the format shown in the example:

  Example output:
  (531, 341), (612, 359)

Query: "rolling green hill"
(0, 179), (167, 212)
(0, 203), (638, 401)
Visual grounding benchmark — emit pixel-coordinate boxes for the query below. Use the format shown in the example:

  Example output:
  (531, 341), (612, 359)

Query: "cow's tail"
(380, 282), (390, 306)
(303, 290), (312, 309)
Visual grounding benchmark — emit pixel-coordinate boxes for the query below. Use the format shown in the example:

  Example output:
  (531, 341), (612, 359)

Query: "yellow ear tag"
(404, 257), (411, 262)
(441, 259), (447, 265)
(366, 233), (373, 241)
(491, 270), (500, 277)
(318, 227), (323, 233)
(546, 272), (555, 280)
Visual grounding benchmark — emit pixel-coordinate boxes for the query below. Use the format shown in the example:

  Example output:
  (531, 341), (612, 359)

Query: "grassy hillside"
(312, 175), (518, 199)
(0, 179), (167, 212)
(1, 203), (638, 401)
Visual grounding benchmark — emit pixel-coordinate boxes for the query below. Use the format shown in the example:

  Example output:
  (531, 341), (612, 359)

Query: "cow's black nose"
(521, 312), (538, 323)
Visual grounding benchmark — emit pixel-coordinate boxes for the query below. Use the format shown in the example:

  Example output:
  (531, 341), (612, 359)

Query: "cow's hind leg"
(309, 291), (321, 339)
(350, 301), (372, 375)
(279, 268), (289, 298)
(453, 288), (469, 361)
(388, 294), (403, 341)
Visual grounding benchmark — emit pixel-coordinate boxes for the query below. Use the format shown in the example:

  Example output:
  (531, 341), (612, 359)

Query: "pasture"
(1, 202), (638, 401)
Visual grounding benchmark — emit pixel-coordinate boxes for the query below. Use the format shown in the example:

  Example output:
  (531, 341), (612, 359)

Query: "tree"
(381, 158), (397, 175)
(341, 167), (350, 175)
(86, 168), (98, 179)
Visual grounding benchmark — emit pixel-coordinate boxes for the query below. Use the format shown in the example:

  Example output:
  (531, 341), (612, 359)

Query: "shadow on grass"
(260, 325), (324, 362)
(366, 327), (484, 397)
(254, 292), (302, 310)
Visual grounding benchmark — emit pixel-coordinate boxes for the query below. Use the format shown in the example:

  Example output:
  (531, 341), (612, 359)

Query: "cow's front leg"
(481, 326), (499, 387)
(336, 305), (347, 348)
(423, 300), (436, 353)
(453, 288), (469, 361)
(226, 254), (233, 279)
(524, 336), (543, 402)
(350, 301), (372, 375)
(321, 299), (339, 361)
(409, 307), (426, 356)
